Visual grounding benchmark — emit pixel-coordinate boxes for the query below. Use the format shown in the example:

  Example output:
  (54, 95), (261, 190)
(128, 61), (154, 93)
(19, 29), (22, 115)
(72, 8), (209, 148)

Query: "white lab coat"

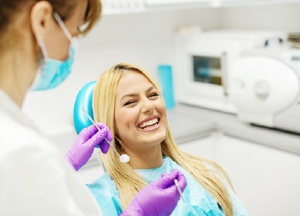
(0, 90), (102, 216)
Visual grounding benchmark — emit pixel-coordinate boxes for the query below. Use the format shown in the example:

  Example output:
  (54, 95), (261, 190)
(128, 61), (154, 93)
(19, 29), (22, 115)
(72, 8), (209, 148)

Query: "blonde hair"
(93, 63), (234, 216)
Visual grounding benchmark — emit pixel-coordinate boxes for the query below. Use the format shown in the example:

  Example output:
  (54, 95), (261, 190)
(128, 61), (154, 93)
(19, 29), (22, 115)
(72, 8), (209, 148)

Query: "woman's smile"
(137, 116), (160, 132)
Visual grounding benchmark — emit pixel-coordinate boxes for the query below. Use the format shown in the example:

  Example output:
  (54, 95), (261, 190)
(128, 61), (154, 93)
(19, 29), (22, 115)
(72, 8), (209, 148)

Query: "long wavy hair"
(93, 62), (234, 216)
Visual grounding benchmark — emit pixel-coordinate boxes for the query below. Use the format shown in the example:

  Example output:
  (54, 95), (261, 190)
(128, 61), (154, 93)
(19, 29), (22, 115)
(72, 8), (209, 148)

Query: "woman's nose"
(141, 99), (155, 114)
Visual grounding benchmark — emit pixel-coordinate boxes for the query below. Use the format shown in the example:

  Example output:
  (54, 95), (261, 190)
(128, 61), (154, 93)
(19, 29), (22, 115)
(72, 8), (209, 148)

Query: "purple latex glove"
(121, 169), (187, 216)
(65, 123), (112, 171)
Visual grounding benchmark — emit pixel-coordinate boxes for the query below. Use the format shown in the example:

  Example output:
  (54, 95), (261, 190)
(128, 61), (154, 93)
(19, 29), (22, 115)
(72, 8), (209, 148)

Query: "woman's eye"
(124, 100), (135, 106)
(149, 93), (159, 98)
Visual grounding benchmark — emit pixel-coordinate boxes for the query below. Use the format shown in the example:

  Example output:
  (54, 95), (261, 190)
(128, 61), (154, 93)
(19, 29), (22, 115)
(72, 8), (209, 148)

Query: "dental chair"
(73, 81), (96, 135)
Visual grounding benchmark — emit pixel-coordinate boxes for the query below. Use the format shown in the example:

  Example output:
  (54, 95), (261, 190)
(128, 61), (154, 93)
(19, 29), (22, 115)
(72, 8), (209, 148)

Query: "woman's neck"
(0, 50), (35, 107)
(127, 145), (163, 169)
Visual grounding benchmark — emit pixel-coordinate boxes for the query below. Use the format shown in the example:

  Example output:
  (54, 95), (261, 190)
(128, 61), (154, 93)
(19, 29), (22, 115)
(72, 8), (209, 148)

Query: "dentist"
(0, 0), (186, 215)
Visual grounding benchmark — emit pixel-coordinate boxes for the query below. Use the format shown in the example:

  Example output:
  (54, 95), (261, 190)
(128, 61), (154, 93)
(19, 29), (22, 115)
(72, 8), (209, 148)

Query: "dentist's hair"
(0, 0), (101, 51)
(93, 62), (234, 216)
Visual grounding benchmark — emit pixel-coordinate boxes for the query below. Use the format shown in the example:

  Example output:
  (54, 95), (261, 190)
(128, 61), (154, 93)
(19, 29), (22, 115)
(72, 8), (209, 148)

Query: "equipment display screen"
(192, 55), (222, 86)
(291, 56), (300, 61)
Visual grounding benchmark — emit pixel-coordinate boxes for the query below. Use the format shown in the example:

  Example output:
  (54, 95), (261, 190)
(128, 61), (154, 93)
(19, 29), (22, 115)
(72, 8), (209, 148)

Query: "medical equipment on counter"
(82, 108), (130, 163)
(158, 65), (176, 109)
(229, 47), (300, 134)
(175, 30), (288, 114)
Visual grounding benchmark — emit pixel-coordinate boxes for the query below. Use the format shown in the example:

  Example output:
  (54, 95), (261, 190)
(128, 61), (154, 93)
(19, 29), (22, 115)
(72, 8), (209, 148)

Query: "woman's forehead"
(116, 72), (154, 96)
(118, 71), (151, 87)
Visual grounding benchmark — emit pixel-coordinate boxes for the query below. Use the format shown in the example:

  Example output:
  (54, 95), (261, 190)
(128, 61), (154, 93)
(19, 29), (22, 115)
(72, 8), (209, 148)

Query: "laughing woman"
(87, 63), (249, 216)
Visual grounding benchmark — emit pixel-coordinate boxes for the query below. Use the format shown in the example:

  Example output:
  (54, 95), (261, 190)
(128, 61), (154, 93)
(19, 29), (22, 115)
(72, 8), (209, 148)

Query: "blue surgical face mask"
(31, 12), (78, 91)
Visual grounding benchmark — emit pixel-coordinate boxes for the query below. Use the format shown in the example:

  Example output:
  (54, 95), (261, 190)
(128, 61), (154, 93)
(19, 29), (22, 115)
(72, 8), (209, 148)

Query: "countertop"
(173, 103), (300, 156)
(167, 106), (216, 144)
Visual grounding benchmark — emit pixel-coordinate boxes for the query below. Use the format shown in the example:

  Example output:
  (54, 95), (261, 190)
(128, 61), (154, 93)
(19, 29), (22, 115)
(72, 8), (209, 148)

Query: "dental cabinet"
(181, 134), (300, 216)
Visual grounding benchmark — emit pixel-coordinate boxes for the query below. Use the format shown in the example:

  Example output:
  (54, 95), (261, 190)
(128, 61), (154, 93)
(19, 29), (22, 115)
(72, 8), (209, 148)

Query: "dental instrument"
(81, 108), (130, 163)
(167, 165), (186, 202)
(174, 179), (186, 202)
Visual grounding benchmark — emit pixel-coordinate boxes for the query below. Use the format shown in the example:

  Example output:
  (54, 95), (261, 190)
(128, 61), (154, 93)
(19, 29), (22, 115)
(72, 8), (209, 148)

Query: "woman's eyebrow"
(145, 86), (155, 93)
(120, 86), (156, 101)
(120, 93), (137, 101)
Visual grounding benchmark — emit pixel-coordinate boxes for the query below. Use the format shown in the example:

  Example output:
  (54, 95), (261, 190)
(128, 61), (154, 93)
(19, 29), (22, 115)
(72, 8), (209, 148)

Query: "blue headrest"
(73, 81), (96, 134)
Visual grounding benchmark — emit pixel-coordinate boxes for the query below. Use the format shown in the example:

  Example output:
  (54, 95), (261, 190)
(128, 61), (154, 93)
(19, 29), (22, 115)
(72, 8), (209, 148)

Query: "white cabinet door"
(178, 134), (300, 216)
(215, 135), (300, 216)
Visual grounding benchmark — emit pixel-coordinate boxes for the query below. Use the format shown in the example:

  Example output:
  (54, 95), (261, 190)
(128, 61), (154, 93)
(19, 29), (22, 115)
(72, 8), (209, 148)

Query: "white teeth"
(139, 118), (158, 128)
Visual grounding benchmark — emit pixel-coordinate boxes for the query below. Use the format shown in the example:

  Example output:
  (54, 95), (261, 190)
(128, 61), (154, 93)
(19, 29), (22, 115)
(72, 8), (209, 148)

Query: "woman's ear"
(30, 1), (53, 40)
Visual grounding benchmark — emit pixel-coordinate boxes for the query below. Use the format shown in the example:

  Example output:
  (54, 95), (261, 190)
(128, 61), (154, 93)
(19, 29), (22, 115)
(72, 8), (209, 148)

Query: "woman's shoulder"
(163, 156), (187, 172)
